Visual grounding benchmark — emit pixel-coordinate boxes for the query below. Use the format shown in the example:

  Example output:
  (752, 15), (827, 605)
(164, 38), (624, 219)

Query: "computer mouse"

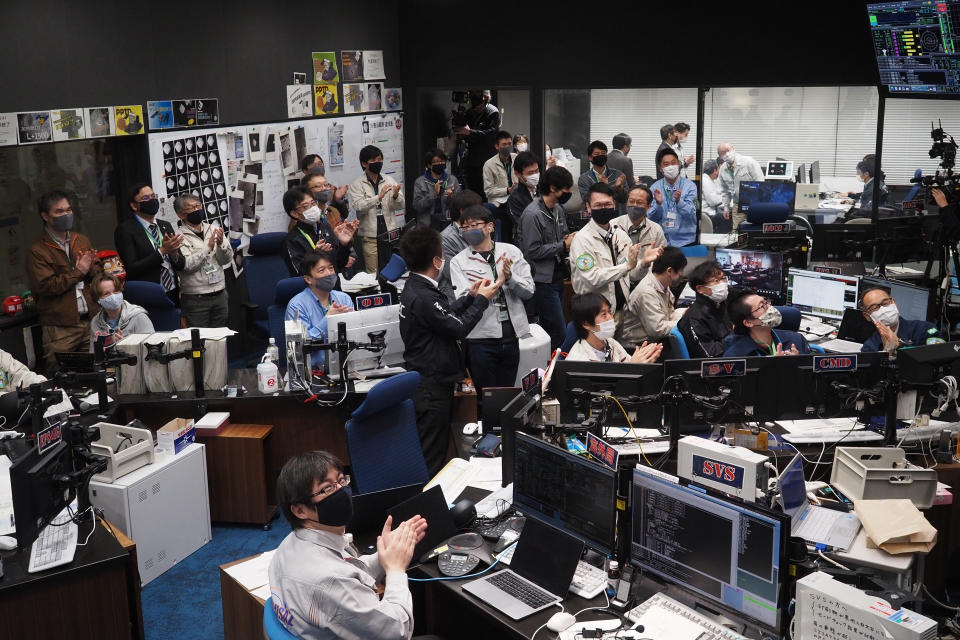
(0, 536), (17, 551)
(546, 611), (577, 632)
(462, 422), (480, 436)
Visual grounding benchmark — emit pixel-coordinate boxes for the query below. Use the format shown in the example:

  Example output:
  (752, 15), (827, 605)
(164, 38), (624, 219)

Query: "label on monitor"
(356, 293), (392, 309)
(701, 359), (746, 378)
(586, 433), (619, 470)
(762, 222), (794, 233)
(813, 354), (858, 373)
(521, 369), (539, 394)
(691, 454), (745, 490)
(812, 265), (841, 275)
(36, 421), (63, 456)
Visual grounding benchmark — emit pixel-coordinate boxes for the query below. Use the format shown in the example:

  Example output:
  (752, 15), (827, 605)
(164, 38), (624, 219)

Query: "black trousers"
(413, 380), (456, 476)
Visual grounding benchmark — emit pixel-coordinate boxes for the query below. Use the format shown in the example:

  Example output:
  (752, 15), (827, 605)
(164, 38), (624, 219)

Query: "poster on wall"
(114, 105), (145, 135)
(50, 109), (86, 141)
(148, 101), (174, 130)
(362, 50), (385, 80)
(343, 84), (364, 114)
(384, 88), (402, 111)
(340, 50), (364, 81)
(0, 113), (17, 146)
(16, 111), (52, 144)
(314, 84), (339, 115)
(328, 123), (344, 166)
(361, 114), (403, 177)
(196, 99), (219, 127)
(312, 52), (339, 84)
(365, 83), (384, 112)
(172, 100), (197, 127)
(84, 107), (114, 138)
(248, 127), (262, 162)
(161, 132), (228, 226)
(287, 85), (313, 118)
(279, 128), (296, 175)
(264, 133), (277, 162)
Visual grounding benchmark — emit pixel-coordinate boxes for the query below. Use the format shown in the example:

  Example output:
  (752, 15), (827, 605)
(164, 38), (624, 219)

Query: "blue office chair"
(123, 280), (181, 330)
(902, 169), (923, 205)
(739, 202), (791, 233)
(679, 245), (708, 259)
(268, 277), (308, 368)
(667, 325), (690, 359)
(245, 232), (289, 338)
(380, 252), (407, 283)
(263, 598), (297, 640)
(559, 321), (579, 357)
(775, 305), (801, 332)
(345, 371), (430, 494)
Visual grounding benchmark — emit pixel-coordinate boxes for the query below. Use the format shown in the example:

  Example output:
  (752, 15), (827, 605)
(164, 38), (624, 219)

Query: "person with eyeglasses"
(723, 291), (811, 357)
(677, 261), (737, 358)
(285, 250), (355, 363)
(114, 182), (185, 305)
(172, 195), (234, 328)
(281, 186), (359, 277)
(269, 450), (433, 640)
(859, 287), (944, 354)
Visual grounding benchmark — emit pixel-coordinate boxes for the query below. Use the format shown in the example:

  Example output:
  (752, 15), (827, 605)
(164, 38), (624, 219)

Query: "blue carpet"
(142, 520), (288, 640)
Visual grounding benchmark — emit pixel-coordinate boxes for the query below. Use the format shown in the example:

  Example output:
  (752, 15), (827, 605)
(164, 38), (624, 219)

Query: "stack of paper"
(425, 457), (503, 505)
(224, 550), (276, 601)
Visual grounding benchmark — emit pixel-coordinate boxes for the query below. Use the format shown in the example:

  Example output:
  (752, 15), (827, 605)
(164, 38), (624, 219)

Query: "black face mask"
(309, 165), (326, 177)
(313, 189), (332, 204)
(431, 164), (445, 175)
(626, 205), (647, 222)
(557, 191), (573, 205)
(591, 154), (608, 168)
(186, 210), (204, 225)
(367, 161), (383, 175)
(308, 485), (354, 527)
(590, 207), (617, 225)
(139, 199), (160, 216)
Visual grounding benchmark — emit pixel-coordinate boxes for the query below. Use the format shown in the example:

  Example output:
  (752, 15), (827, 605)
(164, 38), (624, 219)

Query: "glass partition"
(881, 97), (960, 185)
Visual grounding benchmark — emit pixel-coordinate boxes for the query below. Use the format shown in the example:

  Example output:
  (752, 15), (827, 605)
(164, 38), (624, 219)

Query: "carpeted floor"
(142, 519), (287, 640)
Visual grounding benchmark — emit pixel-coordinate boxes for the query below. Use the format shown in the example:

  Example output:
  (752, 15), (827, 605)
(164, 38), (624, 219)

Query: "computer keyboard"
(625, 593), (747, 640)
(611, 439), (671, 457)
(799, 316), (837, 337)
(487, 571), (556, 609)
(783, 429), (884, 444)
(897, 421), (960, 444)
(496, 545), (607, 599)
(28, 508), (78, 573)
(817, 338), (863, 353)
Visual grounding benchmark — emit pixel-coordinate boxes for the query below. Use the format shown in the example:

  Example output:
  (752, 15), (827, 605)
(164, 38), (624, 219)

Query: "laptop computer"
(348, 482), (425, 535)
(778, 454), (860, 550)
(818, 308), (874, 353)
(461, 517), (583, 620)
(386, 485), (458, 561)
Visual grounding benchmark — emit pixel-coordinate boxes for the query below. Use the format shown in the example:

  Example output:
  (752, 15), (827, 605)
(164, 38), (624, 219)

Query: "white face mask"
(302, 205), (322, 224)
(706, 282), (728, 303)
(435, 257), (445, 274)
(99, 292), (123, 311)
(525, 172), (540, 189)
(870, 304), (899, 327)
(516, 143), (529, 152)
(662, 165), (680, 180)
(592, 319), (616, 341)
(723, 151), (736, 165)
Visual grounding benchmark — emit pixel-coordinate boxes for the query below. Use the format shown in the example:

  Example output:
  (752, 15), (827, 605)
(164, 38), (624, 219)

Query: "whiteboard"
(146, 113), (405, 235)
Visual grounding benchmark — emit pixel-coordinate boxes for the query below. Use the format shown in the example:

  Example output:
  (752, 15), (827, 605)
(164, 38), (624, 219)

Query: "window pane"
(882, 97), (960, 184)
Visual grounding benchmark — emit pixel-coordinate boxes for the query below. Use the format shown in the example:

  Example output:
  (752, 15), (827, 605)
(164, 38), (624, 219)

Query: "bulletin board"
(146, 112), (404, 237)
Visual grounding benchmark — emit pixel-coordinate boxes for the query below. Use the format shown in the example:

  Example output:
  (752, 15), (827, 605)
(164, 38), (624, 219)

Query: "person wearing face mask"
(513, 134), (530, 154)
(281, 186), (359, 277)
(506, 151), (540, 246)
(285, 251), (355, 365)
(700, 159), (730, 233)
(454, 89), (502, 195)
(566, 293), (663, 363)
(619, 247), (688, 349)
(859, 287), (944, 354)
(438, 189), (482, 302)
(577, 140), (626, 207)
(715, 142), (764, 230)
(482, 130), (517, 209)
(27, 190), (102, 372)
(302, 172), (350, 224)
(671, 123), (696, 178)
(606, 133), (636, 197)
(172, 195), (234, 327)
(844, 158), (889, 219)
(269, 450), (431, 640)
(655, 124), (677, 180)
(450, 206), (534, 399)
(412, 148), (460, 229)
(348, 145), (404, 275)
(302, 156), (350, 212)
(570, 183), (659, 316)
(399, 226), (503, 474)
(648, 148), (699, 247)
(676, 261), (737, 358)
(519, 166), (578, 351)
(612, 185), (666, 285)
(89, 273), (154, 351)
(723, 291), (810, 357)
(114, 182), (185, 305)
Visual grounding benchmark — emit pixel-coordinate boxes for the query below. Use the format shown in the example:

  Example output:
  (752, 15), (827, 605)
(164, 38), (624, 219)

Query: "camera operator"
(453, 90), (501, 196)
(932, 187), (960, 240)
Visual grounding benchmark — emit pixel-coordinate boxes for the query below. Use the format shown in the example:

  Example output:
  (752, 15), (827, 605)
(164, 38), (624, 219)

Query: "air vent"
(158, 550), (167, 562)
(152, 482), (161, 495)
(144, 557), (154, 570)
(138, 489), (148, 503)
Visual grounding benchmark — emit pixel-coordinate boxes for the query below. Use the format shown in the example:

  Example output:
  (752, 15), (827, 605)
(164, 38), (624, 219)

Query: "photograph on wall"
(147, 101), (174, 130)
(264, 133), (277, 162)
(236, 176), (257, 220)
(196, 99), (219, 127)
(365, 83), (384, 112)
(51, 109), (86, 141)
(114, 105), (145, 135)
(312, 51), (339, 84)
(294, 126), (307, 170)
(384, 88), (402, 111)
(16, 111), (52, 144)
(248, 127), (262, 162)
(287, 84), (313, 119)
(172, 100), (197, 127)
(340, 50), (364, 81)
(292, 72), (306, 84)
(314, 84), (339, 115)
(85, 107), (114, 138)
(279, 128), (296, 175)
(0, 113), (17, 146)
(328, 123), (344, 166)
(362, 50), (385, 80)
(343, 84), (365, 114)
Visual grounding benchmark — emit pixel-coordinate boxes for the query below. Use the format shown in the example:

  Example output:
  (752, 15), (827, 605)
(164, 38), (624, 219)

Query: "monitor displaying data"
(715, 248), (784, 299)
(868, 1), (960, 95)
(787, 268), (861, 321)
(630, 469), (787, 634)
(861, 276), (932, 321)
(737, 180), (797, 213)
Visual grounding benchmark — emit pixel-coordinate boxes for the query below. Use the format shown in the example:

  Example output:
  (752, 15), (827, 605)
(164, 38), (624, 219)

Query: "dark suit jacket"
(114, 215), (185, 286)
(606, 149), (635, 195)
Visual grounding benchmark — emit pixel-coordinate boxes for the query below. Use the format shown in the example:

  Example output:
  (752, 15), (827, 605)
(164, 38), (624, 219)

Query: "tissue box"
(194, 412), (230, 436)
(157, 418), (195, 455)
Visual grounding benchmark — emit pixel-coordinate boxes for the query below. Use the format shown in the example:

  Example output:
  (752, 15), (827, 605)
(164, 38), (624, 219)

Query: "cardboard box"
(194, 412), (230, 436)
(157, 418), (195, 455)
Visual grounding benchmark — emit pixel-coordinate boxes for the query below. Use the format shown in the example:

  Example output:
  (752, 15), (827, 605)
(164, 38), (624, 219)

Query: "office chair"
(268, 277), (308, 368)
(263, 598), (298, 640)
(122, 280), (181, 330)
(637, 175), (656, 187)
(667, 325), (690, 359)
(699, 213), (714, 234)
(380, 252), (407, 283)
(559, 321), (579, 357)
(244, 232), (289, 338)
(902, 169), (923, 204)
(345, 371), (430, 494)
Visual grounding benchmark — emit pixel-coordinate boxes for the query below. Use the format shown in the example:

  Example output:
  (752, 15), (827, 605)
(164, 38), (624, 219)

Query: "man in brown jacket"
(27, 190), (102, 372)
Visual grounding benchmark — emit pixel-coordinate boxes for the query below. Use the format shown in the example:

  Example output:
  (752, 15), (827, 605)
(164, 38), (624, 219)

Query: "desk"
(197, 423), (277, 526)
(219, 554), (268, 640)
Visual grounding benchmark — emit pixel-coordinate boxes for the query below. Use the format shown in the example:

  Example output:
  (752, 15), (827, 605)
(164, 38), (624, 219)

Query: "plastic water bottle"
(266, 337), (279, 364)
(257, 355), (279, 393)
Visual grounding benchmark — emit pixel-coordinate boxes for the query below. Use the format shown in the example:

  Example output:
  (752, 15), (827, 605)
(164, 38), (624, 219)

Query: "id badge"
(204, 262), (220, 284)
(497, 304), (509, 322)
(0, 371), (7, 390)
(665, 211), (677, 229)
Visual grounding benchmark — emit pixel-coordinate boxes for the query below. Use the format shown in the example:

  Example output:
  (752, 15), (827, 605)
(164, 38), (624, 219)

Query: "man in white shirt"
(482, 131), (516, 207)
(716, 142), (764, 230)
(611, 184), (666, 286)
(347, 144), (405, 274)
(700, 159), (729, 233)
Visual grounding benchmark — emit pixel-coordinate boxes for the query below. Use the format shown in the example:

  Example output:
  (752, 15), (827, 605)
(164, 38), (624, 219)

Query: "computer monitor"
(764, 161), (794, 180)
(861, 276), (932, 321)
(9, 440), (75, 549)
(810, 161), (821, 184)
(868, 1), (960, 96)
(514, 432), (618, 555)
(326, 304), (405, 374)
(811, 223), (876, 261)
(779, 352), (891, 420)
(874, 215), (934, 265)
(549, 361), (663, 429)
(500, 381), (543, 487)
(786, 267), (861, 321)
(896, 341), (960, 385)
(796, 163), (807, 184)
(733, 231), (810, 271)
(715, 248), (785, 299)
(630, 468), (789, 637)
(738, 180), (797, 213)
